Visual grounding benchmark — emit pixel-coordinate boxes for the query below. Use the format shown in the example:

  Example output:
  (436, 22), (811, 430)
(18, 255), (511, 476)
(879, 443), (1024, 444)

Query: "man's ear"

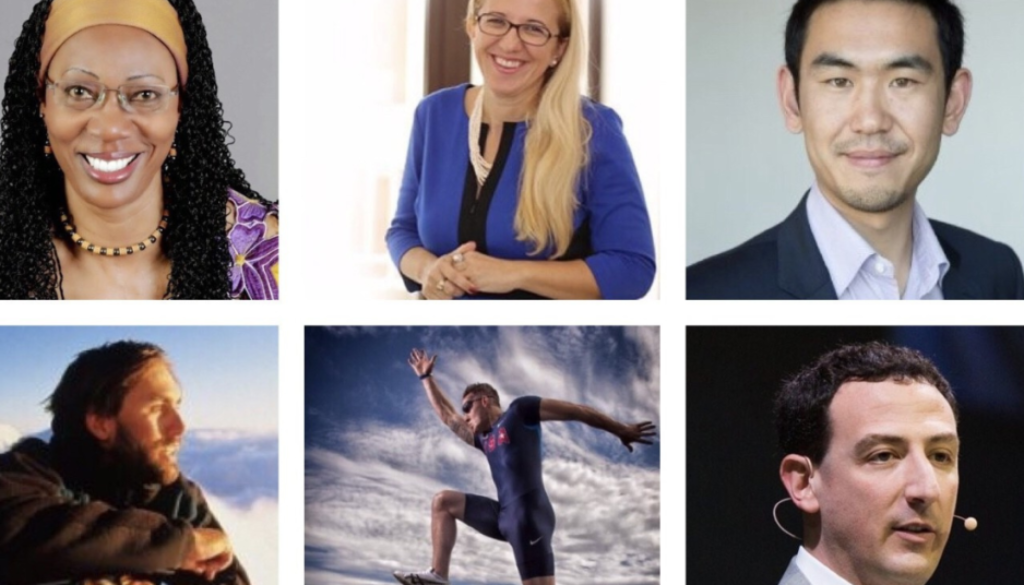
(780, 454), (819, 514)
(778, 65), (803, 134)
(942, 67), (972, 136)
(85, 411), (116, 446)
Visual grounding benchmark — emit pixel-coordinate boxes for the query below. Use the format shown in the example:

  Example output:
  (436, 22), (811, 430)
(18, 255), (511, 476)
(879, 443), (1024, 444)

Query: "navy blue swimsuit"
(464, 396), (556, 579)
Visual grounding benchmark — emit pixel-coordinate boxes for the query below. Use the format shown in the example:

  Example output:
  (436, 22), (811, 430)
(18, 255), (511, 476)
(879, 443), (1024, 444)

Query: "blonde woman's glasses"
(45, 78), (179, 115)
(476, 13), (562, 47)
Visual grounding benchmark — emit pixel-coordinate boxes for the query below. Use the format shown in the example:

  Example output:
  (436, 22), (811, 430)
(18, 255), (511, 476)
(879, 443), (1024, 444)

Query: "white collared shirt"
(805, 184), (949, 300)
(794, 546), (855, 585)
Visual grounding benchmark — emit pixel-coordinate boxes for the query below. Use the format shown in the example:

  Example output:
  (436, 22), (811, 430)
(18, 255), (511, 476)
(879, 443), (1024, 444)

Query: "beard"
(109, 425), (181, 486)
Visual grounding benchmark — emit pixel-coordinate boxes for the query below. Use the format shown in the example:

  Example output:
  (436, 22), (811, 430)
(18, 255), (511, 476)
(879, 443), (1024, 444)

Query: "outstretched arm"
(538, 398), (656, 452)
(408, 349), (474, 446)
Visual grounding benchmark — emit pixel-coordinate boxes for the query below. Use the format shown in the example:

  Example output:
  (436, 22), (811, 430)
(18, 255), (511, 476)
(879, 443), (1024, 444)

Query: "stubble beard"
(110, 428), (180, 486)
(836, 186), (909, 214)
(830, 136), (914, 214)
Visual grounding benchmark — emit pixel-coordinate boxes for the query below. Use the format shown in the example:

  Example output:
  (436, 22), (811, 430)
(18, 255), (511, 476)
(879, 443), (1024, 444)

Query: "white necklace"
(468, 87), (492, 187)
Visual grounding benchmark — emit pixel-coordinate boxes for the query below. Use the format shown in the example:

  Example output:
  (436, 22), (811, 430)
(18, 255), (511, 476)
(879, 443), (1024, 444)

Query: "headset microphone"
(775, 499), (978, 538)
(955, 515), (978, 531)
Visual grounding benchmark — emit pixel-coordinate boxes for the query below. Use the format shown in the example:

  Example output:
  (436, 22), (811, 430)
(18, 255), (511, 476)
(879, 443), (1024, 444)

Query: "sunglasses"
(461, 397), (483, 414)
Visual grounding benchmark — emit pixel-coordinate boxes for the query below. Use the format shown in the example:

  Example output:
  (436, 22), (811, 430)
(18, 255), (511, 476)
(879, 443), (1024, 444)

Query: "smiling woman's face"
(41, 24), (179, 211)
(469, 0), (567, 105)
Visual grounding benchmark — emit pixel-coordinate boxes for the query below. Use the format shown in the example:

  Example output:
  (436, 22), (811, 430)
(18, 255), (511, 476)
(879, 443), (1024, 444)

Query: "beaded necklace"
(60, 209), (169, 256)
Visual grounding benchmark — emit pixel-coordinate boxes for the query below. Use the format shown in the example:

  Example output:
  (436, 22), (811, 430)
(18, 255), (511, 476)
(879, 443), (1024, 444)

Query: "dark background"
(687, 326), (1024, 583)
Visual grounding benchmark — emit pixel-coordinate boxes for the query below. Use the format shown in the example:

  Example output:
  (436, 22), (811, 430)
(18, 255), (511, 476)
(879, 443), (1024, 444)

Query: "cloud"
(205, 494), (278, 585)
(180, 430), (278, 508)
(184, 429), (279, 585)
(306, 421), (659, 585)
(0, 423), (21, 452)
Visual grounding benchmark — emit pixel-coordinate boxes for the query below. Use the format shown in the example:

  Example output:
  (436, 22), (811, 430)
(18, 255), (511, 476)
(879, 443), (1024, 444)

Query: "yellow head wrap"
(39, 0), (188, 85)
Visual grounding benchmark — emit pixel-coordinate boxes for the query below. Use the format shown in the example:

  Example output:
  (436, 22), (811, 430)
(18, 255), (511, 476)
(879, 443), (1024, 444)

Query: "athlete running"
(393, 348), (657, 585)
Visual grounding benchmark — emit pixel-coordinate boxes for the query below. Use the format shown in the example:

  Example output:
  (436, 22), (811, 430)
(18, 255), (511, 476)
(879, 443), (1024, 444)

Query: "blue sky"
(0, 326), (279, 585)
(0, 326), (278, 434)
(305, 326), (660, 585)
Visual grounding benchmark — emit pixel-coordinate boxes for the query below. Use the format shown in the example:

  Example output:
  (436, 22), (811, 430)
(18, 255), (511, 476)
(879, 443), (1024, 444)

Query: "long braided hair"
(0, 0), (269, 299)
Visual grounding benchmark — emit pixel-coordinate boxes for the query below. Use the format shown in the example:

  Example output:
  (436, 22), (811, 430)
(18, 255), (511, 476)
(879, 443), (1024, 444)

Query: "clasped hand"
(181, 527), (234, 581)
(420, 241), (517, 299)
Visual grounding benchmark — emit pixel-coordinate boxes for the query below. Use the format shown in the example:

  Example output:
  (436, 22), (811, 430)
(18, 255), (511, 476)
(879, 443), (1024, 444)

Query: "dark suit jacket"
(687, 196), (1024, 300)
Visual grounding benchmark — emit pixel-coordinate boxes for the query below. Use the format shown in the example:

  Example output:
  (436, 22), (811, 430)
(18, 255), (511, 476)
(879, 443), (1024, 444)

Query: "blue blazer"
(687, 195), (1024, 300)
(386, 85), (655, 299)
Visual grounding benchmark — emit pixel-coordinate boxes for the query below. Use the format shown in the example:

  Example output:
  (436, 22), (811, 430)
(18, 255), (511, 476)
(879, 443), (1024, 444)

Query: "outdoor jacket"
(0, 438), (249, 585)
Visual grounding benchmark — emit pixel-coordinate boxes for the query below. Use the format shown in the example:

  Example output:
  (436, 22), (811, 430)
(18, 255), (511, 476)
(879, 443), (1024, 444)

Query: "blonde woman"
(386, 0), (655, 300)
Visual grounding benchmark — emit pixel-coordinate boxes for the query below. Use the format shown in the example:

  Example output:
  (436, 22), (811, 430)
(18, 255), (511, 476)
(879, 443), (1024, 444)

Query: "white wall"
(687, 0), (1024, 265)
(604, 0), (664, 299)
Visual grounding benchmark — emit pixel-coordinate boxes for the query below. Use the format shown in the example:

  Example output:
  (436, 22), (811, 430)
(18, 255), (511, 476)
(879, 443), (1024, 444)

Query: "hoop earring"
(773, 498), (802, 541)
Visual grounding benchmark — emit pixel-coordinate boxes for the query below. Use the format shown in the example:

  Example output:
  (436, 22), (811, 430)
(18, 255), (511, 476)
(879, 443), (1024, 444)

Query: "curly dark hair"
(0, 0), (270, 299)
(775, 341), (958, 464)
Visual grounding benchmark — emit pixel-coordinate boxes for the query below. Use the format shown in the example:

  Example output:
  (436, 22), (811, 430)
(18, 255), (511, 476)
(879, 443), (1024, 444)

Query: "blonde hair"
(467, 0), (591, 258)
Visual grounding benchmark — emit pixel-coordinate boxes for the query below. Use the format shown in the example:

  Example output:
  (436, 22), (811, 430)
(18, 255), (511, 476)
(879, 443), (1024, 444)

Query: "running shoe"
(392, 568), (449, 585)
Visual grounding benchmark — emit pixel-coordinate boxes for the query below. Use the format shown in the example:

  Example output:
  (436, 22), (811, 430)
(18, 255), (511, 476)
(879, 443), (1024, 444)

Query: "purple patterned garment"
(227, 189), (279, 300)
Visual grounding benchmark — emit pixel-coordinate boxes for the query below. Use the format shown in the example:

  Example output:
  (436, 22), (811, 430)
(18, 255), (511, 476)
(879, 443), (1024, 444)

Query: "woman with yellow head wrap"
(0, 0), (278, 299)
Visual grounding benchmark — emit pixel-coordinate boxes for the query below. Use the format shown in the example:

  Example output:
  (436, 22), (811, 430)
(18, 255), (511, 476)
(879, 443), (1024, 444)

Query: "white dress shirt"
(794, 546), (855, 585)
(805, 184), (949, 300)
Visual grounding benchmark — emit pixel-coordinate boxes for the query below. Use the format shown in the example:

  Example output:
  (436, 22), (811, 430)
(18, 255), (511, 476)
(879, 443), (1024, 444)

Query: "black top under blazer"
(687, 194), (1024, 300)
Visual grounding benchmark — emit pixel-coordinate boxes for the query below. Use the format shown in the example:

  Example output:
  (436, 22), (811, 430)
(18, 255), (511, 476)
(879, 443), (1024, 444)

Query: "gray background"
(0, 0), (278, 201)
(687, 0), (1024, 265)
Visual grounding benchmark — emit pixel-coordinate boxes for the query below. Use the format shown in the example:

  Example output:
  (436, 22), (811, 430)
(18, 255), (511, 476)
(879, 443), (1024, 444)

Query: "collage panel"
(0, 326), (279, 584)
(319, 0), (662, 300)
(305, 326), (660, 585)
(687, 326), (1024, 584)
(0, 0), (278, 300)
(687, 0), (1024, 300)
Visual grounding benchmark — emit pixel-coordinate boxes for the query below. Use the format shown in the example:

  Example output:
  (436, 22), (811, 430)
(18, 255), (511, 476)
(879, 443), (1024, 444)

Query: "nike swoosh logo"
(530, 536), (543, 545)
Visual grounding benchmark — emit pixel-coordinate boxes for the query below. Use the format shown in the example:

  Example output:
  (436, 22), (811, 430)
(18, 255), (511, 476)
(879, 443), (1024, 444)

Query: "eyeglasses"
(476, 13), (562, 47)
(462, 397), (483, 414)
(44, 77), (179, 115)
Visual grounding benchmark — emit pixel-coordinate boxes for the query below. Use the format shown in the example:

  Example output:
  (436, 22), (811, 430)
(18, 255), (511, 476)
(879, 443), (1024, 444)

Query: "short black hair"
(47, 341), (167, 441)
(463, 382), (501, 407)
(775, 341), (957, 464)
(784, 0), (965, 97)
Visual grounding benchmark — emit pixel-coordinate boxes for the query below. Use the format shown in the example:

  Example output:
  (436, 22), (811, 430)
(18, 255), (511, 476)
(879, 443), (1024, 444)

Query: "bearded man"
(0, 341), (247, 585)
